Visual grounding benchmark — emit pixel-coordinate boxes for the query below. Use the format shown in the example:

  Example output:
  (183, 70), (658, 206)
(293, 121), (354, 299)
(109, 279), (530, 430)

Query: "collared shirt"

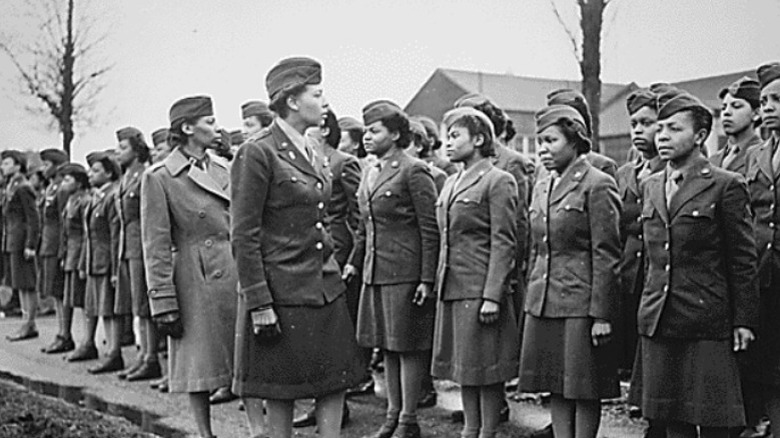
(665, 160), (695, 208)
(277, 117), (315, 163)
(178, 147), (210, 170)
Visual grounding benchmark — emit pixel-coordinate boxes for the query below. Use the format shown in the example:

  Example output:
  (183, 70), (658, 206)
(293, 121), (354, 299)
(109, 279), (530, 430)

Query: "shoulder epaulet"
(246, 127), (272, 143)
(146, 161), (166, 173)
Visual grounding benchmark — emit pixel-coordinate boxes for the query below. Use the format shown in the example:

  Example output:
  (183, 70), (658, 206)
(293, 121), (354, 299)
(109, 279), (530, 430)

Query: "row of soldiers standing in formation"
(3, 56), (780, 438)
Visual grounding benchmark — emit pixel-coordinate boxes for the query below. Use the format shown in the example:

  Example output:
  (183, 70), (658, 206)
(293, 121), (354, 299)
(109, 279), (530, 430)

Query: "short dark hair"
(450, 114), (496, 157)
(473, 101), (507, 137)
(268, 83), (308, 119)
(168, 116), (199, 148)
(411, 129), (433, 158)
(125, 133), (151, 163)
(379, 113), (411, 149)
(321, 110), (341, 148)
(682, 107), (714, 144)
(248, 113), (274, 128)
(556, 118), (591, 155)
(346, 129), (367, 158)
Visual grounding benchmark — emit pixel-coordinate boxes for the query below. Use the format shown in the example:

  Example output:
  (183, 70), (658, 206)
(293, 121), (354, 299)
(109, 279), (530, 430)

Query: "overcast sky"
(1, 0), (779, 165)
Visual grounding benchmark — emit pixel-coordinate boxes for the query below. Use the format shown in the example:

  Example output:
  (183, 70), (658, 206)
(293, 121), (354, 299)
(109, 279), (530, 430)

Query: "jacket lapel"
(369, 149), (403, 197)
(755, 140), (774, 182)
(646, 173), (669, 225)
(668, 158), (715, 219)
(449, 159), (491, 203)
(165, 148), (230, 203)
(710, 149), (725, 168)
(270, 123), (319, 179)
(550, 156), (590, 205)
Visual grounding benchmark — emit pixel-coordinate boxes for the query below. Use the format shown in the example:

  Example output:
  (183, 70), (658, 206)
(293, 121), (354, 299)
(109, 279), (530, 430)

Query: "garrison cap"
(39, 148), (69, 166)
(230, 129), (244, 146)
(116, 126), (144, 142)
(535, 105), (588, 134)
(265, 57), (322, 101)
(546, 88), (592, 135)
(626, 88), (658, 115)
(241, 100), (272, 119)
(453, 92), (493, 109)
(719, 76), (761, 107)
(86, 150), (121, 180)
(409, 119), (426, 138)
(757, 62), (780, 89)
(169, 96), (214, 128)
(151, 128), (169, 146)
(362, 100), (405, 126)
(412, 115), (439, 141)
(58, 162), (87, 177)
(1, 150), (27, 170)
(338, 116), (364, 132)
(649, 83), (677, 95)
(657, 92), (713, 132)
(442, 107), (496, 141)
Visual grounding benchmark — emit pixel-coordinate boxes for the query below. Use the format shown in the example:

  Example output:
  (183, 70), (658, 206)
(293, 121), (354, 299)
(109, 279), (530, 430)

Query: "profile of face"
(656, 111), (707, 163)
(88, 161), (111, 188)
(242, 115), (263, 137)
(446, 125), (481, 164)
(629, 106), (659, 155)
(60, 174), (78, 193)
(150, 142), (172, 164)
(721, 94), (758, 136)
(338, 131), (358, 155)
(40, 160), (54, 175)
(0, 157), (20, 177)
(536, 124), (577, 173)
(115, 138), (137, 167)
(363, 121), (397, 159)
(289, 85), (327, 127)
(182, 115), (221, 149)
(760, 79), (780, 132)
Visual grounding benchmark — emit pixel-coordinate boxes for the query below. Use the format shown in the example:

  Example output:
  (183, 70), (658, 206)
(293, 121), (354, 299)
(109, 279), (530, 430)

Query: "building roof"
(672, 69), (756, 111)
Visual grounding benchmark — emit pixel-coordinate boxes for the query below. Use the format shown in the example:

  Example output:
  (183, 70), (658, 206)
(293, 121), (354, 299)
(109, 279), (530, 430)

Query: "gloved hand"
(154, 311), (184, 339)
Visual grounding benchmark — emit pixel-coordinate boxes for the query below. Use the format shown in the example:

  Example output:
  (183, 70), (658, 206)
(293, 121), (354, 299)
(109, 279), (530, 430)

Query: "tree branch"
(549, 0), (582, 62)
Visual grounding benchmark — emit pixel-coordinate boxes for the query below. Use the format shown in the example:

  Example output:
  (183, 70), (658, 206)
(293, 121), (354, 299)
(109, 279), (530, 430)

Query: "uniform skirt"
(357, 283), (435, 352)
(432, 296), (519, 386)
(519, 315), (619, 400)
(118, 259), (149, 318)
(39, 255), (65, 299)
(631, 336), (744, 427)
(63, 271), (86, 308)
(3, 251), (36, 290)
(232, 293), (367, 400)
(84, 274), (130, 317)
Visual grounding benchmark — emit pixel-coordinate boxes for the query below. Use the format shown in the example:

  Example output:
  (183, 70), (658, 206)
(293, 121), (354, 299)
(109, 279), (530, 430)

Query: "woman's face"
(60, 174), (78, 193)
(292, 85), (327, 127)
(446, 125), (480, 164)
(115, 138), (137, 167)
(88, 162), (110, 187)
(183, 116), (220, 148)
(536, 124), (577, 172)
(338, 131), (358, 155)
(151, 142), (172, 164)
(363, 121), (397, 159)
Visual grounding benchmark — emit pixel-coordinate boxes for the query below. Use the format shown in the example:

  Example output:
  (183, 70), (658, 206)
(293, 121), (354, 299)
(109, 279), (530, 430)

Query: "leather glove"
(154, 311), (184, 339)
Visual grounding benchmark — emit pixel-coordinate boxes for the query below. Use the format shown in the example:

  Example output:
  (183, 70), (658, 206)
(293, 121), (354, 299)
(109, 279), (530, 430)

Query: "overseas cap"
(362, 100), (405, 126)
(265, 57), (322, 101)
(169, 96), (213, 128)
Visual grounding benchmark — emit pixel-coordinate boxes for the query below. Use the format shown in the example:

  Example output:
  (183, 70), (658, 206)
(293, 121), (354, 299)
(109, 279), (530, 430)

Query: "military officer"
(338, 116), (373, 167)
(712, 77), (763, 176)
(37, 149), (72, 352)
(150, 128), (173, 164)
(412, 115), (458, 176)
(632, 91), (757, 438)
(231, 57), (365, 438)
(407, 118), (448, 192)
(2, 150), (40, 341)
(241, 100), (274, 139)
(744, 62), (780, 436)
(615, 89), (665, 374)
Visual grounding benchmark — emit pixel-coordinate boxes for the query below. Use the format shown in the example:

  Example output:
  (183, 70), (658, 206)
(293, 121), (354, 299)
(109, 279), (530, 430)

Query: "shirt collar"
(276, 117), (310, 158)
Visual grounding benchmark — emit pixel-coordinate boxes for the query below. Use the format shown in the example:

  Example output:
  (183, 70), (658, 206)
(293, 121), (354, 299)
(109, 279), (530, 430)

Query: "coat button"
(692, 210), (699, 217)
(663, 285), (669, 293)
(664, 243), (669, 250)
(205, 239), (213, 247)
(385, 191), (392, 197)
(771, 222), (776, 229)
(543, 273), (548, 280)
(214, 270), (222, 278)
(316, 222), (323, 229)
(316, 182), (323, 190)
(199, 211), (206, 218)
(638, 234), (643, 240)
(318, 202), (324, 209)
(772, 204), (776, 210)
(291, 176), (298, 183)
(771, 185), (775, 191)
(565, 205), (571, 210)
(768, 243), (773, 250)
(665, 264), (670, 272)
(637, 217), (642, 223)
(542, 236), (548, 243)
(636, 251), (641, 258)
(315, 242), (323, 250)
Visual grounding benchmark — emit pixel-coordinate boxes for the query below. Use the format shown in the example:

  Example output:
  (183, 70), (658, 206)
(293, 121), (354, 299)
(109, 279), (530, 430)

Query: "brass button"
(205, 239), (213, 247)
(291, 176), (298, 183)
(214, 270), (222, 278)
(315, 222), (323, 230)
(316, 182), (323, 190)
(315, 242), (323, 250)
(664, 243), (670, 251)
(665, 264), (670, 272)
(636, 251), (642, 258)
(318, 202), (324, 209)
(663, 285), (669, 292)
(199, 211), (206, 218)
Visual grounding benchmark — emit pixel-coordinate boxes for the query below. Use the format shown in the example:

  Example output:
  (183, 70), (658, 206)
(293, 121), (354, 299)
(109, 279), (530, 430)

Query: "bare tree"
(0, 0), (111, 156)
(550, 0), (615, 150)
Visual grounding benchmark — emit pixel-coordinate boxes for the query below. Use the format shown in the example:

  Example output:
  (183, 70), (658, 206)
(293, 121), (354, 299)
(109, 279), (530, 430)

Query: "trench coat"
(141, 148), (237, 393)
(638, 157), (757, 340)
(525, 156), (621, 320)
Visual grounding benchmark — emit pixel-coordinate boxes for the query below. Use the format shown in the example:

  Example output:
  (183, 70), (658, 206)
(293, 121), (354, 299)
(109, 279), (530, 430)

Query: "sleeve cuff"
(240, 281), (274, 310)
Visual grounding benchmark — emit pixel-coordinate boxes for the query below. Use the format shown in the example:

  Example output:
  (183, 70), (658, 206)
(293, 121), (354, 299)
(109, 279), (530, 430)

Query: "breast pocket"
(122, 191), (141, 220)
(275, 171), (310, 205)
(555, 195), (586, 214)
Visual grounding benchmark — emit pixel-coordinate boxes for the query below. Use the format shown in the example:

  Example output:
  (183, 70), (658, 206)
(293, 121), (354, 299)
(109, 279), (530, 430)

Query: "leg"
(399, 351), (427, 424)
(242, 397), (266, 438)
(478, 383), (504, 438)
(20, 289), (38, 327)
(666, 421), (697, 438)
(83, 315), (98, 348)
(384, 351), (402, 418)
(461, 386), (481, 438)
(62, 303), (74, 339)
(550, 394), (575, 438)
(188, 391), (214, 438)
(315, 391), (346, 438)
(266, 399), (294, 438)
(573, 399), (601, 438)
(106, 316), (122, 357)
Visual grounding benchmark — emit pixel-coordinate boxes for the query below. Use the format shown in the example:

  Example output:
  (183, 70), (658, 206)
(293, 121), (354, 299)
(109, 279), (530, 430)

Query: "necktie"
(722, 145), (739, 169)
(666, 170), (682, 209)
(772, 139), (780, 178)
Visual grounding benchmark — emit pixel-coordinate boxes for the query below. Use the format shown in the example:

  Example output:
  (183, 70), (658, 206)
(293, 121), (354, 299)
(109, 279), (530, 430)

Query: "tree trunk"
(60, 0), (75, 157)
(579, 0), (605, 151)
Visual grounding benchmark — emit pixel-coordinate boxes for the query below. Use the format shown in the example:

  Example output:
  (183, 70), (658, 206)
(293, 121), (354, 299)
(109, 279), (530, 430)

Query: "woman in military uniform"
(432, 107), (519, 438)
(231, 57), (365, 438)
(344, 100), (439, 438)
(519, 105), (621, 438)
(142, 95), (237, 438)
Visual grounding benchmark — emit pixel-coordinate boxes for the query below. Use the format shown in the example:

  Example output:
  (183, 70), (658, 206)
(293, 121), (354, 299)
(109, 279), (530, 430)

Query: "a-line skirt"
(356, 282), (435, 352)
(519, 314), (619, 400)
(432, 295), (519, 386)
(3, 251), (36, 290)
(118, 259), (150, 318)
(39, 255), (65, 299)
(232, 293), (367, 400)
(85, 274), (130, 317)
(629, 335), (745, 428)
(63, 271), (86, 308)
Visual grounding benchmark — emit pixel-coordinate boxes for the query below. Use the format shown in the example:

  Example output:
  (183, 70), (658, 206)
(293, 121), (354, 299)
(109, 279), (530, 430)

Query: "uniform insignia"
(391, 161), (399, 168)
(385, 190), (392, 196)
(281, 142), (288, 149)
(701, 168), (711, 175)
(288, 151), (296, 160)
